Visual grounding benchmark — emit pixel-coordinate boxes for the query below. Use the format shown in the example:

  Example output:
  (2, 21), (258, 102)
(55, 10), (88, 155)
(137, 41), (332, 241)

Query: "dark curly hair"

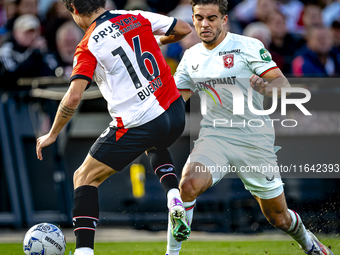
(190, 0), (228, 16)
(63, 0), (106, 16)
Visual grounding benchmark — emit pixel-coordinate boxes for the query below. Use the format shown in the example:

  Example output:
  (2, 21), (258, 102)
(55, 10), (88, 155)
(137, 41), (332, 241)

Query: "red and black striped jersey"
(71, 10), (180, 128)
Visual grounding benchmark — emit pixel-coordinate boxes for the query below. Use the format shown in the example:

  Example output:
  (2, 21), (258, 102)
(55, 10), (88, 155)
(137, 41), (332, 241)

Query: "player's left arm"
(36, 79), (88, 160)
(249, 68), (291, 98)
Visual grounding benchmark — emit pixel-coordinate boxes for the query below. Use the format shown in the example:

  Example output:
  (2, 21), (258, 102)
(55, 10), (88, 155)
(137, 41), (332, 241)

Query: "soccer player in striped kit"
(36, 1), (192, 254)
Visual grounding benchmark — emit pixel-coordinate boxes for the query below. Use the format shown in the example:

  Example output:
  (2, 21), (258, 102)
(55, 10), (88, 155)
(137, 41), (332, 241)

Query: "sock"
(148, 148), (179, 193)
(167, 188), (182, 208)
(166, 200), (196, 255)
(286, 209), (312, 252)
(73, 185), (99, 250)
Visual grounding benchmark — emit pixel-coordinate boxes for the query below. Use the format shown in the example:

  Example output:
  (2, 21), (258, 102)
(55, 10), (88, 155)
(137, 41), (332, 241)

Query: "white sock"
(286, 209), (312, 252)
(74, 247), (94, 255)
(166, 200), (196, 255)
(167, 188), (182, 208)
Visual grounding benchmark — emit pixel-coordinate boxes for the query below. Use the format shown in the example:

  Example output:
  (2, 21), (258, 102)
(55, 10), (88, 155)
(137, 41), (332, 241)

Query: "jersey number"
(111, 36), (160, 89)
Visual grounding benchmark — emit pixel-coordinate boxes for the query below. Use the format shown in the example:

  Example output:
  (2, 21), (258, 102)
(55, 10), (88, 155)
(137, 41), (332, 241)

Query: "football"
(23, 223), (66, 255)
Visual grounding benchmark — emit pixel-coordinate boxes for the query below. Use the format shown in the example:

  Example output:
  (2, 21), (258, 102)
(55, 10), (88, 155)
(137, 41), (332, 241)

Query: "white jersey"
(176, 32), (278, 149)
(71, 10), (180, 130)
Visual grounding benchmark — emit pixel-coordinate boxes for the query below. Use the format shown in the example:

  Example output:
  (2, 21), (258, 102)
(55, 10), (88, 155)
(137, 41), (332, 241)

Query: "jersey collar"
(201, 31), (231, 54)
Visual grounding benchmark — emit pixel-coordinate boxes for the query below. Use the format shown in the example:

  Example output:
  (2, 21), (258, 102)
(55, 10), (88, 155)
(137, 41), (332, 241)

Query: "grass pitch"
(1, 238), (339, 254)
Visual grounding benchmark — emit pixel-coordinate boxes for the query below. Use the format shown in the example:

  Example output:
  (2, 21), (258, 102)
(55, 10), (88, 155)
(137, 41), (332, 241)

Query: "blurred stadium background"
(0, 0), (340, 243)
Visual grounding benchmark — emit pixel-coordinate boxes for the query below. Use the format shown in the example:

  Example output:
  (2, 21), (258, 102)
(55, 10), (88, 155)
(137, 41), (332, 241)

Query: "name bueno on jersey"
(70, 10), (180, 129)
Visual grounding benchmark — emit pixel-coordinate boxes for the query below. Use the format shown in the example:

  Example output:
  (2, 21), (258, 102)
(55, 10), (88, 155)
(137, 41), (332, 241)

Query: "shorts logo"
(223, 54), (234, 69)
(100, 127), (110, 138)
(266, 175), (275, 182)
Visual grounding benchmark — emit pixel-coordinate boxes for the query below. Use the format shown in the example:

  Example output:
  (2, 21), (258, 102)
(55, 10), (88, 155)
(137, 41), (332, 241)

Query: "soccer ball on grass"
(23, 223), (66, 255)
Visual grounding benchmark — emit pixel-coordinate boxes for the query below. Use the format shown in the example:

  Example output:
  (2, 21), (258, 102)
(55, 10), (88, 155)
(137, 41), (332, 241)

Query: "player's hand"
(36, 133), (56, 160)
(250, 74), (268, 95)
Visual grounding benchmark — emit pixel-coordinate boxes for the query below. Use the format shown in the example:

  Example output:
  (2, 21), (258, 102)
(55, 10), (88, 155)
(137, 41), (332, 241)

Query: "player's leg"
(73, 122), (167, 255)
(166, 134), (228, 255)
(147, 148), (181, 205)
(147, 96), (186, 205)
(166, 162), (212, 255)
(73, 154), (117, 255)
(255, 191), (334, 255)
(145, 96), (191, 248)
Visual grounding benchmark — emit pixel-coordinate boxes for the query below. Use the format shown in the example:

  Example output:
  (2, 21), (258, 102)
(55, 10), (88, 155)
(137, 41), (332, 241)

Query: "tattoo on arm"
(170, 29), (176, 35)
(59, 102), (77, 118)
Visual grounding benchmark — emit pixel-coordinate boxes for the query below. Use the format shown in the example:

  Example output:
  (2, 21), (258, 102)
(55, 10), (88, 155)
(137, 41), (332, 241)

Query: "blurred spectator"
(293, 3), (323, 35)
(256, 0), (277, 23)
(0, 14), (55, 91)
(47, 20), (83, 79)
(106, 0), (116, 10)
(322, 0), (340, 28)
(168, 0), (192, 25)
(233, 0), (258, 26)
(331, 21), (340, 55)
(277, 0), (304, 34)
(292, 25), (340, 77)
(4, 0), (16, 21)
(0, 0), (6, 27)
(42, 0), (72, 52)
(243, 22), (271, 47)
(243, 21), (285, 71)
(302, 3), (323, 28)
(266, 11), (304, 73)
(124, 0), (152, 11)
(232, 0), (278, 30)
(5, 0), (39, 32)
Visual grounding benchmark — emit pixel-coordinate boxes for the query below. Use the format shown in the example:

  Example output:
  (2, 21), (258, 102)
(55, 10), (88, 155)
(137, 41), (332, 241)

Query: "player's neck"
(203, 30), (227, 50)
(81, 8), (107, 31)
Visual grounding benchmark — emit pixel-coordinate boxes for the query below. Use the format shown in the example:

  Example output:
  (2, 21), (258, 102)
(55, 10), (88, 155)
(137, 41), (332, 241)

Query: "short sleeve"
(174, 50), (196, 93)
(244, 39), (278, 77)
(70, 45), (97, 87)
(137, 11), (177, 36)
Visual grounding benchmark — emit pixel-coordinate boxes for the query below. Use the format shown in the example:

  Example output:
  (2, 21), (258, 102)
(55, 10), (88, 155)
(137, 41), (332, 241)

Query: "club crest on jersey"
(223, 54), (234, 69)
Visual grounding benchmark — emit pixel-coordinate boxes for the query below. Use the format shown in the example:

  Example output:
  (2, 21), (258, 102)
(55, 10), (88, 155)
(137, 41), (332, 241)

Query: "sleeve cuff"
(259, 66), (278, 77)
(179, 89), (194, 94)
(69, 75), (92, 90)
(165, 18), (177, 36)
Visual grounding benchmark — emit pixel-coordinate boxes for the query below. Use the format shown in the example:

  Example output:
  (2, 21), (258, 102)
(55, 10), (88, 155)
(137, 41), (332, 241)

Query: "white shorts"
(186, 133), (284, 200)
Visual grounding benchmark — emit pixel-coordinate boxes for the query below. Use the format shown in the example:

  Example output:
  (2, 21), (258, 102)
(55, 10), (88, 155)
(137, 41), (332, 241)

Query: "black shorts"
(89, 96), (186, 171)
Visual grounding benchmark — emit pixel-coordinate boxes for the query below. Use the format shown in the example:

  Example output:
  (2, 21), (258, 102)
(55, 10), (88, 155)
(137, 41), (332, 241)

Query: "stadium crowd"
(0, 0), (339, 92)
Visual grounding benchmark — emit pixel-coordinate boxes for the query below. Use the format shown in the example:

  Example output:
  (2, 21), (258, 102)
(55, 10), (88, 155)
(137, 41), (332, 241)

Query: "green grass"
(1, 238), (339, 255)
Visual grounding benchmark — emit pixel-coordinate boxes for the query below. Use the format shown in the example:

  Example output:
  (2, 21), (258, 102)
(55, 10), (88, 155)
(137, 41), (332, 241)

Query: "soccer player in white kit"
(35, 0), (192, 254)
(166, 1), (334, 255)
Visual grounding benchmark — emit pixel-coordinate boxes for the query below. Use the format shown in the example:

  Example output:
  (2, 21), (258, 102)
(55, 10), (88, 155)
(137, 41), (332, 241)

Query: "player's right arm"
(36, 79), (87, 160)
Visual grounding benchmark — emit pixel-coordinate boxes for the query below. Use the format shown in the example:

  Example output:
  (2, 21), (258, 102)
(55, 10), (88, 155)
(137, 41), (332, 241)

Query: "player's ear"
(222, 14), (228, 26)
(71, 4), (79, 15)
(192, 14), (194, 24)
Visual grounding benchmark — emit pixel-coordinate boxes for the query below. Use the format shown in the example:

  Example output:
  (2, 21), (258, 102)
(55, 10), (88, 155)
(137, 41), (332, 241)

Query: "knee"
(266, 211), (291, 231)
(73, 166), (97, 188)
(73, 166), (87, 188)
